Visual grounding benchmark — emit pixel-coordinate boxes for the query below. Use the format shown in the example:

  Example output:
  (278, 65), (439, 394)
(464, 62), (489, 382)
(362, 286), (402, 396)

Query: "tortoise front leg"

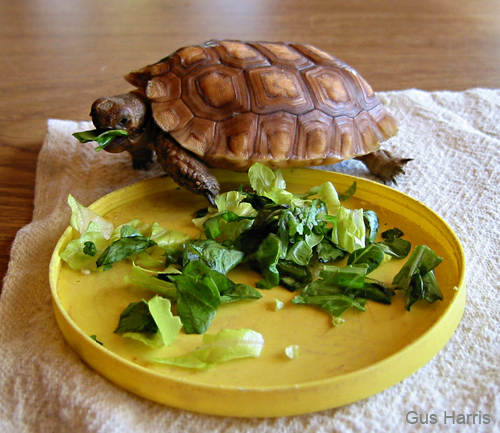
(130, 146), (155, 170)
(155, 133), (220, 205)
(356, 149), (412, 184)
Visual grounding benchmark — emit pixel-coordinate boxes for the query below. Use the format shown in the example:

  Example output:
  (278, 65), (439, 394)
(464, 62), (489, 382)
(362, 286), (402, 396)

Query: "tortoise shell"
(125, 40), (398, 171)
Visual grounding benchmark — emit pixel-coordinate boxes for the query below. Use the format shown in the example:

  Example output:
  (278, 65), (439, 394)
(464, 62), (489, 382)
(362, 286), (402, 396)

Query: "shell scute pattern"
(126, 40), (397, 171)
(249, 42), (314, 69)
(245, 67), (314, 115)
(182, 64), (250, 121)
(302, 67), (359, 118)
(169, 45), (220, 76)
(209, 40), (270, 68)
(257, 112), (297, 162)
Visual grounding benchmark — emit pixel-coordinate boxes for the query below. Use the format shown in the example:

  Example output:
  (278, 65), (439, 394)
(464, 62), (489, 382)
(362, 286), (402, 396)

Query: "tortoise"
(84, 39), (408, 204)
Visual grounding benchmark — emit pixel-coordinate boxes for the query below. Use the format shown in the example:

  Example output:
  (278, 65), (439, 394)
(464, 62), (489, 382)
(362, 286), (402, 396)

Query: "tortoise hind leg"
(155, 133), (220, 205)
(356, 149), (412, 184)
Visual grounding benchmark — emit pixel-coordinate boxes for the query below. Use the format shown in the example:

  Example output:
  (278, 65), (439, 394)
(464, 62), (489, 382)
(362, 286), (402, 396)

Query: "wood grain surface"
(1, 0), (499, 287)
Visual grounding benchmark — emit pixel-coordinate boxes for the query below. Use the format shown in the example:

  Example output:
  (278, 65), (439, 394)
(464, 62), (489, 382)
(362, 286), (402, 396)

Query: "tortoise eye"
(118, 117), (130, 127)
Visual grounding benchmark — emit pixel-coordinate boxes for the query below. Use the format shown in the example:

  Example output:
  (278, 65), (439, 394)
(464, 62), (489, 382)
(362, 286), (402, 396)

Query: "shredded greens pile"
(60, 163), (444, 368)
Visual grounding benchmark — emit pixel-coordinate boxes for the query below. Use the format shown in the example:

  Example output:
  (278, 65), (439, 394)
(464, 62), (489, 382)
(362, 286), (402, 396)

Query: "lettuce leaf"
(150, 328), (264, 369)
(347, 227), (411, 273)
(109, 219), (151, 242)
(392, 245), (443, 310)
(96, 225), (157, 267)
(248, 163), (296, 205)
(115, 296), (182, 348)
(170, 275), (220, 334)
(115, 299), (157, 334)
(219, 283), (262, 304)
(184, 239), (244, 275)
(195, 190), (258, 242)
(285, 344), (300, 359)
(203, 211), (255, 240)
(363, 210), (379, 245)
(248, 163), (286, 194)
(306, 182), (365, 253)
(253, 233), (282, 289)
(380, 228), (411, 258)
(67, 194), (114, 239)
(339, 181), (357, 202)
(151, 222), (191, 264)
(306, 181), (341, 215)
(292, 291), (367, 318)
(124, 264), (178, 300)
(148, 295), (183, 346)
(291, 264), (396, 319)
(120, 222), (190, 268)
(170, 260), (262, 333)
(73, 129), (129, 151)
(336, 207), (366, 253)
(60, 221), (110, 272)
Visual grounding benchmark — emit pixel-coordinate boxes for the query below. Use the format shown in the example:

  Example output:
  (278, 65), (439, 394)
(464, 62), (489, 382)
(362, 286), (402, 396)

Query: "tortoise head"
(90, 92), (150, 153)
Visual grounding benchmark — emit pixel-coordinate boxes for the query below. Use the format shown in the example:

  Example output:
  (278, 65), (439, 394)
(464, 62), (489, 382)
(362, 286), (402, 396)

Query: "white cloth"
(1, 88), (499, 432)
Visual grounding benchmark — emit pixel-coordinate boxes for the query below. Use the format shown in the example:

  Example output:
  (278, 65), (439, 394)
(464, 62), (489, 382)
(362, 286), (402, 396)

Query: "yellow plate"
(49, 169), (466, 417)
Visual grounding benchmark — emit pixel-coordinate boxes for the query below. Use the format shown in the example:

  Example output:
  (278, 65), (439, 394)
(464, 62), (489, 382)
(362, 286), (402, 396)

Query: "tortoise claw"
(357, 151), (412, 184)
(384, 158), (413, 185)
(206, 191), (217, 207)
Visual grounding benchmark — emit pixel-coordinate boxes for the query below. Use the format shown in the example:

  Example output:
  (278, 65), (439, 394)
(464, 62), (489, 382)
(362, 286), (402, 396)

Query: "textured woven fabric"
(1, 89), (499, 432)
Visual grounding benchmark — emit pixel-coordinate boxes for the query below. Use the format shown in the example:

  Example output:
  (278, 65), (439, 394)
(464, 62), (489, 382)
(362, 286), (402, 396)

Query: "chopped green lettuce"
(89, 335), (103, 345)
(171, 262), (222, 334)
(170, 260), (261, 334)
(336, 206), (366, 253)
(285, 344), (300, 359)
(124, 264), (178, 300)
(61, 162), (444, 354)
(305, 181), (365, 253)
(149, 222), (191, 265)
(363, 210), (379, 245)
(96, 225), (157, 268)
(392, 245), (444, 310)
(248, 163), (296, 205)
(60, 221), (110, 272)
(306, 181), (341, 215)
(380, 228), (412, 258)
(73, 129), (129, 151)
(115, 299), (157, 333)
(338, 181), (357, 202)
(347, 227), (411, 273)
(148, 296), (183, 346)
(118, 221), (190, 268)
(291, 264), (396, 319)
(109, 220), (151, 242)
(67, 194), (114, 239)
(115, 296), (182, 348)
(276, 260), (312, 291)
(346, 243), (387, 274)
(184, 239), (244, 275)
(193, 190), (257, 242)
(248, 163), (287, 195)
(274, 298), (285, 311)
(151, 328), (264, 369)
(253, 233), (282, 289)
(203, 211), (256, 240)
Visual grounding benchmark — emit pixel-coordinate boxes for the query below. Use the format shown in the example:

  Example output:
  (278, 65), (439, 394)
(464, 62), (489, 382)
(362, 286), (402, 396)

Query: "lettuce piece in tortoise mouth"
(73, 129), (129, 151)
